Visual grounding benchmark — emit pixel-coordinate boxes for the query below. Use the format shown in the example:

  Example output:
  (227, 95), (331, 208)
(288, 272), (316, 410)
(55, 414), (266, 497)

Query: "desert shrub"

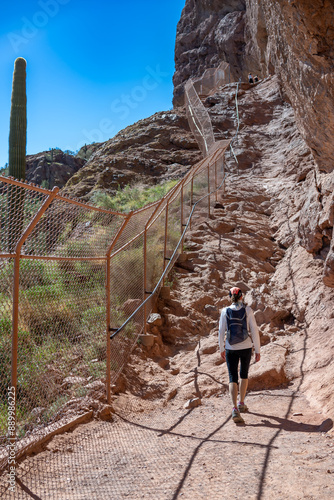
(91, 180), (178, 213)
(19, 260), (50, 289)
(110, 246), (143, 300)
(20, 285), (81, 343)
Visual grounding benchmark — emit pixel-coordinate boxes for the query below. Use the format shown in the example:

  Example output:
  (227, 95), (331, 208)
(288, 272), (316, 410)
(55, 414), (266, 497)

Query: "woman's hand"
(255, 352), (260, 362)
(221, 351), (226, 362)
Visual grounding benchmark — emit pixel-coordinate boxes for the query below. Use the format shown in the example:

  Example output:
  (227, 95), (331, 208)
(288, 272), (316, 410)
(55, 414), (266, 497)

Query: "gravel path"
(3, 386), (333, 499)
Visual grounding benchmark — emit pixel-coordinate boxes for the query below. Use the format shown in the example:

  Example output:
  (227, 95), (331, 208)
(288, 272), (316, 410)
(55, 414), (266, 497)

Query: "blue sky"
(0, 0), (185, 167)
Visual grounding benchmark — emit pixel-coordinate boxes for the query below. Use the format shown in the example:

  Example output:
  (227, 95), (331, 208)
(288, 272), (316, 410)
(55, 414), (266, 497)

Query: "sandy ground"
(2, 381), (333, 500)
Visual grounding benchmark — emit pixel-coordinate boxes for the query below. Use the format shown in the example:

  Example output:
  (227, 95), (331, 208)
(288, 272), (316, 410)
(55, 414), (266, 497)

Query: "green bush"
(91, 180), (178, 213)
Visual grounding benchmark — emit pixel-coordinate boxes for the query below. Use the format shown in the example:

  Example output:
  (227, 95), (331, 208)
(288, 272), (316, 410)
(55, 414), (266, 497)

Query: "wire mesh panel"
(216, 156), (225, 188)
(145, 209), (166, 293)
(185, 81), (215, 157)
(0, 258), (14, 468)
(25, 199), (125, 259)
(107, 204), (158, 263)
(193, 61), (230, 96)
(192, 167), (210, 210)
(15, 258), (107, 436)
(166, 190), (182, 262)
(0, 181), (48, 254)
(184, 63), (230, 158)
(109, 233), (145, 386)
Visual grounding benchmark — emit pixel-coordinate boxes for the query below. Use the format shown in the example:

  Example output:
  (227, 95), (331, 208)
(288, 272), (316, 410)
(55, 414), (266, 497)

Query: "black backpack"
(226, 306), (249, 345)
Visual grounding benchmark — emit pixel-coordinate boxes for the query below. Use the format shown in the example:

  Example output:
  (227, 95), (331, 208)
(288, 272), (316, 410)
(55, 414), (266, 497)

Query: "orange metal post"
(105, 255), (111, 403)
(207, 163), (211, 217)
(162, 200), (169, 286)
(143, 227), (148, 334)
(105, 211), (133, 403)
(215, 161), (218, 202)
(11, 186), (59, 448)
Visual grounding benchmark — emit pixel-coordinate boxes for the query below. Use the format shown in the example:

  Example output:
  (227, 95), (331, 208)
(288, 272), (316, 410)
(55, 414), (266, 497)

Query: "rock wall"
(246, 0), (334, 175)
(26, 149), (86, 189)
(173, 0), (334, 286)
(174, 0), (334, 175)
(173, 0), (247, 106)
(63, 110), (201, 200)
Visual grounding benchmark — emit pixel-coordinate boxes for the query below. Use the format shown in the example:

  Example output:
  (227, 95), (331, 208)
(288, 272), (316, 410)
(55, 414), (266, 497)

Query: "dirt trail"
(8, 389), (334, 499)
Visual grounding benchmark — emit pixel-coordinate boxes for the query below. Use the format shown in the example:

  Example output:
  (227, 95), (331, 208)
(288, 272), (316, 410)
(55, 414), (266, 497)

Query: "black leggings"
(225, 348), (252, 384)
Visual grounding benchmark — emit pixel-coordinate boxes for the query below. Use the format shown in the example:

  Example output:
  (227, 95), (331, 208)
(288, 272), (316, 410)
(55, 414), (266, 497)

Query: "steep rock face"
(173, 0), (247, 106)
(173, 0), (334, 286)
(174, 0), (334, 175)
(26, 150), (86, 189)
(63, 110), (201, 200)
(159, 76), (334, 417)
(246, 0), (334, 174)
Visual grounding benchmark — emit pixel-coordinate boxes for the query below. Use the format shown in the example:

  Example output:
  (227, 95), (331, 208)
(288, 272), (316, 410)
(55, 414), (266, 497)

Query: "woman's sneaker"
(237, 402), (248, 413)
(232, 408), (245, 424)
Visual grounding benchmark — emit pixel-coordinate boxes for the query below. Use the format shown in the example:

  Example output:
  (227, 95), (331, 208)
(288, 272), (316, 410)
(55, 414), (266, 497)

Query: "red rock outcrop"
(63, 110), (201, 200)
(174, 0), (334, 176)
(173, 0), (247, 106)
(147, 75), (334, 417)
(26, 149), (86, 189)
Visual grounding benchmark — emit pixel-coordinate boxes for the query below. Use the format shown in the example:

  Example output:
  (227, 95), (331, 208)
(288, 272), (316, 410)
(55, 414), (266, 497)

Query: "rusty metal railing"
(0, 144), (228, 472)
(0, 60), (234, 480)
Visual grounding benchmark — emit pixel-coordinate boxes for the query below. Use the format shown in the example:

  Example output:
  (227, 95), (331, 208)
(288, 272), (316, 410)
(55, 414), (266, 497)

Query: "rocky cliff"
(173, 0), (334, 287)
(174, 0), (334, 176)
(26, 149), (86, 189)
(62, 110), (201, 199)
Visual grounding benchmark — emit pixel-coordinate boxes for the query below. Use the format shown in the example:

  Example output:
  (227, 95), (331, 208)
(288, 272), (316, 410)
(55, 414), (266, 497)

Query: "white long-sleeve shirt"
(218, 301), (261, 353)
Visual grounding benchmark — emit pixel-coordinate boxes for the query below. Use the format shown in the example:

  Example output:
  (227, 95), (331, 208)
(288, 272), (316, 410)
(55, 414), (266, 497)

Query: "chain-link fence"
(192, 61), (230, 97)
(184, 63), (231, 158)
(0, 58), (232, 497)
(0, 141), (228, 476)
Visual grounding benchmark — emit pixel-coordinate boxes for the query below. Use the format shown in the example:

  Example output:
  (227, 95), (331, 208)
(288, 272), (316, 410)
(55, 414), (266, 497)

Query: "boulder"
(248, 343), (288, 390)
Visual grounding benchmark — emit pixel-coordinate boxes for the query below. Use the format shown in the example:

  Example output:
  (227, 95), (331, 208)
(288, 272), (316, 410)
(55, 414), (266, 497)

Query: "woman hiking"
(218, 287), (261, 424)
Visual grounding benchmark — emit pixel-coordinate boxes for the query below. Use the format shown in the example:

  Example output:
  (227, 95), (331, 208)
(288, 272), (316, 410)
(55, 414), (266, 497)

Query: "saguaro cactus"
(8, 57), (27, 180)
(7, 57), (27, 252)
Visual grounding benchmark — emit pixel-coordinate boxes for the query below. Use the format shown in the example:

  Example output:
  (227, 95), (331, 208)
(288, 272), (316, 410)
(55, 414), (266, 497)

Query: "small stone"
(147, 313), (163, 326)
(292, 412), (303, 416)
(158, 358), (169, 369)
(139, 334), (156, 347)
(167, 388), (177, 401)
(184, 397), (202, 409)
(160, 286), (170, 299)
(62, 376), (86, 387)
(98, 404), (114, 421)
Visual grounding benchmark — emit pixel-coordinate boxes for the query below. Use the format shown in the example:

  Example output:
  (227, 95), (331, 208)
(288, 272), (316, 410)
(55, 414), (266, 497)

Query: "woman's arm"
(218, 308), (227, 356)
(246, 306), (261, 354)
